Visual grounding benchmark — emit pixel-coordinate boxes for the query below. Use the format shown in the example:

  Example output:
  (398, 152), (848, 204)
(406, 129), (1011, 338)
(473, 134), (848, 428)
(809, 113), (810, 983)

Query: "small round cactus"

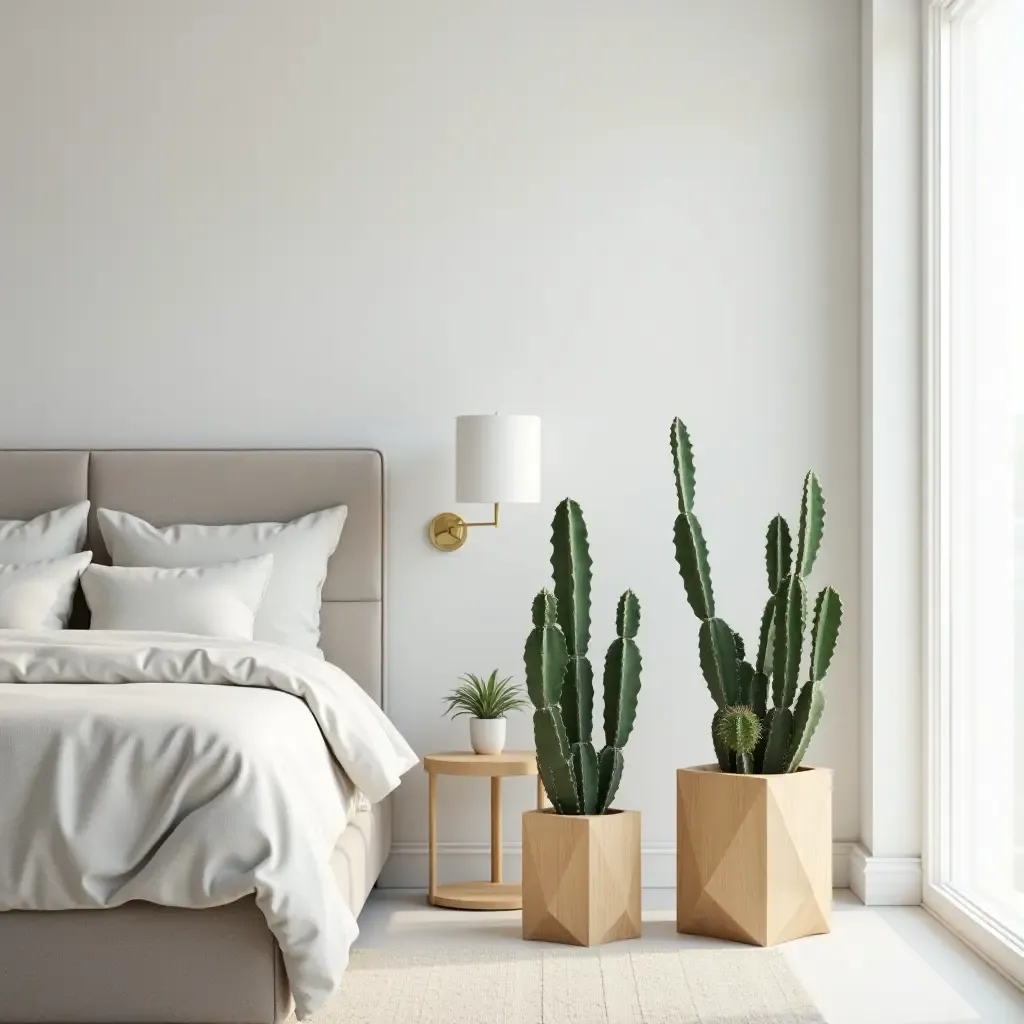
(714, 705), (762, 757)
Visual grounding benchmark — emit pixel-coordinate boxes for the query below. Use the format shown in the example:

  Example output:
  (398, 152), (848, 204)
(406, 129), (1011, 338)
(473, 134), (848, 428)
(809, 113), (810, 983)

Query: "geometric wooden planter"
(676, 765), (832, 946)
(522, 808), (641, 946)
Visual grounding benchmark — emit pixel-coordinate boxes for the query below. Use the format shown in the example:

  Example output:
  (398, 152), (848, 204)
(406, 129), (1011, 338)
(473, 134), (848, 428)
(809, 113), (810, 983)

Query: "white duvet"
(0, 630), (418, 1019)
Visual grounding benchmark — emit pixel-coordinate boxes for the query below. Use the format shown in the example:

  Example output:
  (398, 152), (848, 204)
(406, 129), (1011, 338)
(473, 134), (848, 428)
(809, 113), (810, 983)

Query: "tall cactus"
(669, 419), (843, 774)
(524, 499), (642, 814)
(551, 499), (594, 750)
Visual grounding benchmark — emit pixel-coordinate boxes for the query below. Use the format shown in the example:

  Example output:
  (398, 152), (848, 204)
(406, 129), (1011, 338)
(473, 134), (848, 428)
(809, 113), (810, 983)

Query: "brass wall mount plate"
(429, 512), (468, 552)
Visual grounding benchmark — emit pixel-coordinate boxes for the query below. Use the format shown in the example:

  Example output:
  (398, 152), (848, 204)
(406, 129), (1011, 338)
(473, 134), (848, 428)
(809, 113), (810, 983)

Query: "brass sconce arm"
(428, 503), (499, 551)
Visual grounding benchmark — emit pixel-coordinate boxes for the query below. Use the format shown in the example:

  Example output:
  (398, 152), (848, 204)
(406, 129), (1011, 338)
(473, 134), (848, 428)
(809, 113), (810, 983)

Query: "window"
(925, 0), (1024, 983)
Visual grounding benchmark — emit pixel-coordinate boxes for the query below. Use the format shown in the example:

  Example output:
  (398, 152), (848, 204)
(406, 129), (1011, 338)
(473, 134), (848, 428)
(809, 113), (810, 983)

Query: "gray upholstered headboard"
(0, 449), (385, 707)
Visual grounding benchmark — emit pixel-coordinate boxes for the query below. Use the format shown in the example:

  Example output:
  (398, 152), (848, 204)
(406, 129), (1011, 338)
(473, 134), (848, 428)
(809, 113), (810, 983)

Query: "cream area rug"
(303, 947), (825, 1023)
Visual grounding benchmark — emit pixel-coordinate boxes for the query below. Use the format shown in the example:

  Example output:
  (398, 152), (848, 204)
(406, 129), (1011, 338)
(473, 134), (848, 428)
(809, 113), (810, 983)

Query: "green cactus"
(715, 706), (762, 774)
(772, 574), (806, 710)
(752, 710), (770, 772)
(750, 596), (773, 730)
(673, 510), (715, 621)
(710, 709), (731, 772)
(765, 516), (792, 595)
(603, 592), (642, 749)
(760, 707), (793, 773)
(669, 418), (844, 774)
(786, 680), (826, 772)
(550, 500), (594, 746)
(571, 741), (599, 814)
(533, 707), (578, 813)
(523, 591), (568, 709)
(755, 596), (775, 676)
(750, 671), (769, 719)
(732, 631), (747, 664)
(810, 587), (843, 683)
(670, 418), (697, 513)
(779, 585), (842, 773)
(736, 660), (754, 706)
(526, 500), (643, 814)
(796, 472), (825, 577)
(698, 617), (740, 708)
(596, 747), (624, 813)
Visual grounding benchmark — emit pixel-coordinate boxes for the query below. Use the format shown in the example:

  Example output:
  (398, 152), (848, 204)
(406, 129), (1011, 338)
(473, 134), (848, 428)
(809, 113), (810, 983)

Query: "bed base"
(0, 799), (390, 1024)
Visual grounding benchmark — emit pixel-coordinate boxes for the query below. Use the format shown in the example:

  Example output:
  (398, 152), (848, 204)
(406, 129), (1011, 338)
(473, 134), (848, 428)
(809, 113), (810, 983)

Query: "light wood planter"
(522, 808), (641, 946)
(676, 765), (832, 946)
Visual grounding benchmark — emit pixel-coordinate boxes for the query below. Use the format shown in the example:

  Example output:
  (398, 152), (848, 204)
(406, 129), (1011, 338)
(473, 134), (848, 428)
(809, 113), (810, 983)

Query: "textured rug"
(304, 947), (826, 1023)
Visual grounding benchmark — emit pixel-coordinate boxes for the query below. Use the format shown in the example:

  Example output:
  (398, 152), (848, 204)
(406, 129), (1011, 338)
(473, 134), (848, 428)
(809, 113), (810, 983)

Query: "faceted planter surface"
(522, 808), (641, 946)
(676, 765), (832, 946)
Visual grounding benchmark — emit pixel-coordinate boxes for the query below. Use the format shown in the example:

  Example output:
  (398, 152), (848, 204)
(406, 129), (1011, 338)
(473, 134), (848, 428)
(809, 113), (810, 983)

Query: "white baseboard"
(380, 840), (856, 890)
(849, 843), (923, 905)
(833, 841), (854, 888)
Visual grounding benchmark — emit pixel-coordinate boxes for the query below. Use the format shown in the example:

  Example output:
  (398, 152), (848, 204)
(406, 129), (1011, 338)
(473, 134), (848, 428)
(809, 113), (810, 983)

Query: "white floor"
(356, 889), (1024, 1024)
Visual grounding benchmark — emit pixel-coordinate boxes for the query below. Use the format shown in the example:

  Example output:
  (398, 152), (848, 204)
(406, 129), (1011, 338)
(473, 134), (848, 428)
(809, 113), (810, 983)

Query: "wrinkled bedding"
(0, 630), (417, 1018)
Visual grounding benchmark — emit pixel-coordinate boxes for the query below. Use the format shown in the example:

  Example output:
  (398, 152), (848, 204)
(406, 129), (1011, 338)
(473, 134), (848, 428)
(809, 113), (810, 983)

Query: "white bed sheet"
(0, 630), (417, 1018)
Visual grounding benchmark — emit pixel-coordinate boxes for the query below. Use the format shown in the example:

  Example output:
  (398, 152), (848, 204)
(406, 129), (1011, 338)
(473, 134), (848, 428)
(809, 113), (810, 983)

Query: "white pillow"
(81, 555), (273, 641)
(97, 505), (347, 655)
(0, 502), (91, 563)
(0, 552), (93, 629)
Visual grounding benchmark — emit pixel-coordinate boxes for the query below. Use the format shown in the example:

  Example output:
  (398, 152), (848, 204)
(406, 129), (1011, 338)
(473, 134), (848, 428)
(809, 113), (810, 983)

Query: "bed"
(0, 448), (397, 1024)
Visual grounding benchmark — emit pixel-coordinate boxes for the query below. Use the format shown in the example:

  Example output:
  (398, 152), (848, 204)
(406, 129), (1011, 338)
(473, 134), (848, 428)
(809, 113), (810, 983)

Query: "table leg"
(490, 776), (502, 884)
(428, 773), (437, 903)
(537, 774), (547, 810)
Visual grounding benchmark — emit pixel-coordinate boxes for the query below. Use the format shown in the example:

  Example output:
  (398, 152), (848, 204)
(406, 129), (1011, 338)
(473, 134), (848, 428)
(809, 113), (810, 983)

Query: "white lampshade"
(456, 414), (541, 504)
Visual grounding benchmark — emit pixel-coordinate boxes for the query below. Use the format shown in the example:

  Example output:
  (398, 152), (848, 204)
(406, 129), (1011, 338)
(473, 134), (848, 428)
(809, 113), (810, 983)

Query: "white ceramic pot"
(469, 717), (506, 755)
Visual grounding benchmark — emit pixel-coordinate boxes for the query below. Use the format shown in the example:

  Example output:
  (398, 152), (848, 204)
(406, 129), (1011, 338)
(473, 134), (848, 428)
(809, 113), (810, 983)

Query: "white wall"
(0, 1), (862, 879)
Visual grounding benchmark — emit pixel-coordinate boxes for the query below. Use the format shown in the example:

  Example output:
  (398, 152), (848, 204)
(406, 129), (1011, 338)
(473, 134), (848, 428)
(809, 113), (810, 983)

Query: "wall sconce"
(428, 414), (541, 552)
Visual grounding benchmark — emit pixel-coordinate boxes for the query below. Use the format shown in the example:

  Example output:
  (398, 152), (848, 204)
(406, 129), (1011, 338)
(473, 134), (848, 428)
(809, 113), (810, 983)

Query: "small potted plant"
(521, 499), (643, 947)
(669, 418), (843, 947)
(442, 670), (530, 754)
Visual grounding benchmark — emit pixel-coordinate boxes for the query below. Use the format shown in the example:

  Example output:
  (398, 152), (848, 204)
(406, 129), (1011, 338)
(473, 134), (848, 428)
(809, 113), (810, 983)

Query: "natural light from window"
(943, 0), (1024, 936)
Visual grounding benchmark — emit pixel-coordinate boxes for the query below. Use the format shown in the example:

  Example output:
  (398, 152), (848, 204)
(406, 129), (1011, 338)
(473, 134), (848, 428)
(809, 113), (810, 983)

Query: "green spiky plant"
(670, 418), (843, 774)
(442, 671), (531, 720)
(524, 499), (642, 814)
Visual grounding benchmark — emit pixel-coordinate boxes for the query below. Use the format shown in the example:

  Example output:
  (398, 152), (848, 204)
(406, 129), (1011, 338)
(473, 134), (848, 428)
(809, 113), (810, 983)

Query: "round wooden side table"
(424, 750), (544, 911)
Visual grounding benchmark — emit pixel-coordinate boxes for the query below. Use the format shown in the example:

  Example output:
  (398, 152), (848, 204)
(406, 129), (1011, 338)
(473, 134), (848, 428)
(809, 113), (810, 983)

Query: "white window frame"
(923, 0), (1024, 985)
